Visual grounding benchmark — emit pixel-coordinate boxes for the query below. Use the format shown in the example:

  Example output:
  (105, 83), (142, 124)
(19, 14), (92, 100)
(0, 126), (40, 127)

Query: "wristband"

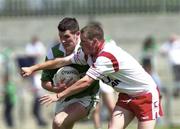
(56, 93), (59, 99)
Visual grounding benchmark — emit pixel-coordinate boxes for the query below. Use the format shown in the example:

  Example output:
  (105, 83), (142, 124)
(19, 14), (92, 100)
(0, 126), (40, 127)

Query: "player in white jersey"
(21, 24), (163, 129)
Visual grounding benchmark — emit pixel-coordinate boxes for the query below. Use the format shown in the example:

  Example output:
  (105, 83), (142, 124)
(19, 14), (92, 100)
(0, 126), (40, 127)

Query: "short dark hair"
(58, 17), (79, 34)
(81, 24), (104, 40)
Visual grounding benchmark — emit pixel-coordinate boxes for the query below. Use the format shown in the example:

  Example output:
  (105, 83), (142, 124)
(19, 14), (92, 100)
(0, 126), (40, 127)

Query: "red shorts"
(116, 89), (163, 121)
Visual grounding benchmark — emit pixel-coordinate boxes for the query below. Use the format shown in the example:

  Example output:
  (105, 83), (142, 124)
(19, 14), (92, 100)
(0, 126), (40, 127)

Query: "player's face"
(80, 34), (101, 57)
(80, 34), (95, 55)
(59, 30), (79, 55)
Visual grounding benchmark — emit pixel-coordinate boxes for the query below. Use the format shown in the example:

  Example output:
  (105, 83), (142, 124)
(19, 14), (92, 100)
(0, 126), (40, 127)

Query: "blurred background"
(0, 0), (180, 129)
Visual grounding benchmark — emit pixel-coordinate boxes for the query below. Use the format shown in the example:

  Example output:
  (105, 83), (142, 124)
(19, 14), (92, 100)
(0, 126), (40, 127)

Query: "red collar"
(92, 41), (105, 62)
(98, 41), (105, 52)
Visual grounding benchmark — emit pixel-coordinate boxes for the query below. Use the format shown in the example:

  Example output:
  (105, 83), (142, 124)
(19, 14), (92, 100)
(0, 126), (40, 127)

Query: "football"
(53, 66), (80, 86)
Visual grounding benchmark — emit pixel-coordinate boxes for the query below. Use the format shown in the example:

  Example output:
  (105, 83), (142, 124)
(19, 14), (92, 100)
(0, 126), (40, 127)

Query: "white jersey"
(71, 40), (157, 96)
(26, 41), (46, 57)
(160, 40), (180, 65)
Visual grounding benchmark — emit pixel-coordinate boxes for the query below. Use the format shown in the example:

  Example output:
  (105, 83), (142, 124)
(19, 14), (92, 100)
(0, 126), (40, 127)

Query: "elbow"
(81, 75), (94, 87)
(41, 83), (46, 89)
(81, 77), (93, 88)
(41, 81), (51, 90)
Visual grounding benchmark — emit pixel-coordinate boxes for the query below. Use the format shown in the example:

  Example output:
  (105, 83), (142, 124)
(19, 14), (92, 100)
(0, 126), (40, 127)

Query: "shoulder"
(48, 43), (60, 49)
(46, 44), (64, 59)
(105, 37), (118, 45)
(102, 42), (121, 57)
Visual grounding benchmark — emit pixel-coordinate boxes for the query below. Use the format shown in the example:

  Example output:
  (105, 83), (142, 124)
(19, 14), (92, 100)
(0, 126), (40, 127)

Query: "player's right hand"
(39, 94), (59, 106)
(54, 79), (68, 91)
(21, 67), (33, 77)
(55, 78), (74, 89)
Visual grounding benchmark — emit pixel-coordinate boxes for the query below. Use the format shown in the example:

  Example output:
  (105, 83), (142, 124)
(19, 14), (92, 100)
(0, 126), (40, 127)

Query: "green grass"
(73, 122), (180, 129)
(1, 118), (180, 129)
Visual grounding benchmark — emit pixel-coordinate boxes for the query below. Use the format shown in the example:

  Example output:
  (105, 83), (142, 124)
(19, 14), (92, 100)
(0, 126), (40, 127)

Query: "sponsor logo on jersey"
(101, 76), (122, 87)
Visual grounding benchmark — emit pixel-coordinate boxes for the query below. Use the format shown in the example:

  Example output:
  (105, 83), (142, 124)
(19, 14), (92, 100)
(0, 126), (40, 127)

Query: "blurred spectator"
(142, 58), (166, 97)
(0, 52), (4, 99)
(160, 34), (180, 97)
(25, 35), (47, 126)
(1, 48), (17, 128)
(141, 36), (165, 93)
(25, 35), (46, 59)
(141, 35), (158, 68)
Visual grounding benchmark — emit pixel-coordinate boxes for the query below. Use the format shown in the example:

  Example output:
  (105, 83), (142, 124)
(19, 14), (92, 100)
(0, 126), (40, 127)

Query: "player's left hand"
(39, 94), (59, 106)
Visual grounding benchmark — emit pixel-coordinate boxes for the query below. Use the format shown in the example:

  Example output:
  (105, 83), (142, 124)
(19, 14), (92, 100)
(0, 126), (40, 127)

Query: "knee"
(53, 115), (73, 129)
(53, 115), (65, 128)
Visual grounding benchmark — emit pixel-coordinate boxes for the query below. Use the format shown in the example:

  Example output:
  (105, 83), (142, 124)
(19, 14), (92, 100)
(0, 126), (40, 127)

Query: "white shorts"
(55, 96), (99, 117)
(99, 80), (114, 93)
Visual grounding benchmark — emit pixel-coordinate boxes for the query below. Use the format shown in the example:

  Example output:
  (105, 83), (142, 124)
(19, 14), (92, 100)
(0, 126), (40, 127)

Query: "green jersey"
(41, 42), (99, 101)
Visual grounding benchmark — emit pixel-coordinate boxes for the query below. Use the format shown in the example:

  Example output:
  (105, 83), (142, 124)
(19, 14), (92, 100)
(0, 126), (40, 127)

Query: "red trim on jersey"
(97, 42), (105, 53)
(98, 52), (119, 72)
(156, 87), (163, 116)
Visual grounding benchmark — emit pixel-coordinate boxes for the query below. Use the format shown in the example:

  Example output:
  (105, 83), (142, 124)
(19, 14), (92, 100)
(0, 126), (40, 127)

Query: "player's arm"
(57, 75), (94, 98)
(40, 75), (95, 105)
(21, 56), (72, 77)
(41, 66), (67, 93)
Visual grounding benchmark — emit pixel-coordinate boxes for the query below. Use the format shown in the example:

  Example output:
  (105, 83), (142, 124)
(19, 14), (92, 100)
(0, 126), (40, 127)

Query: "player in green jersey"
(41, 17), (99, 129)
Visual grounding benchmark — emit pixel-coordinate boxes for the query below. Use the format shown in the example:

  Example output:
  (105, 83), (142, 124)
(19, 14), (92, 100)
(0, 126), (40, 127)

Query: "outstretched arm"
(21, 56), (72, 77)
(39, 75), (95, 106)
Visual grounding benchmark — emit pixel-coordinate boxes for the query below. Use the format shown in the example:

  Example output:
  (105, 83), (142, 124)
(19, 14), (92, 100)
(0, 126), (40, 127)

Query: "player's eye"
(64, 35), (70, 39)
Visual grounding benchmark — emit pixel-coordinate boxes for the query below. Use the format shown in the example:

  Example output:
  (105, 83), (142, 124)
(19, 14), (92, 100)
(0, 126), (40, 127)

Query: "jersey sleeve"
(41, 56), (57, 82)
(71, 48), (87, 65)
(86, 54), (119, 80)
(41, 48), (58, 82)
(46, 47), (54, 60)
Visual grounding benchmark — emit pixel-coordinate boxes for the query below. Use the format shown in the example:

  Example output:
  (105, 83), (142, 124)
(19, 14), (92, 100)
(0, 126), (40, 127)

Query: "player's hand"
(21, 67), (33, 77)
(55, 79), (68, 89)
(39, 94), (59, 106)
